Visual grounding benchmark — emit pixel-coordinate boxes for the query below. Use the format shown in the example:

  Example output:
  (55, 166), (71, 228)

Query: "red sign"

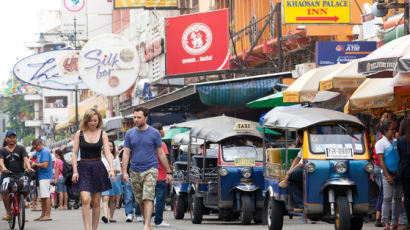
(145, 39), (164, 62)
(166, 9), (230, 76)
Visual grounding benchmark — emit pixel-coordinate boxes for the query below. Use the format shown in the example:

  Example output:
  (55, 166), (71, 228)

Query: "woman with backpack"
(54, 149), (68, 210)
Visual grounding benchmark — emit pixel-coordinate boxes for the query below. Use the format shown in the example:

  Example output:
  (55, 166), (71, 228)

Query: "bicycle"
(4, 171), (32, 230)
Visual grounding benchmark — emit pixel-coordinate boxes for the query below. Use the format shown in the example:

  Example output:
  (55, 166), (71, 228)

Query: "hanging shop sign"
(316, 41), (377, 66)
(283, 0), (351, 24)
(63, 0), (86, 13)
(145, 39), (164, 62)
(78, 33), (140, 96)
(166, 9), (230, 76)
(13, 50), (88, 91)
(114, 0), (178, 9)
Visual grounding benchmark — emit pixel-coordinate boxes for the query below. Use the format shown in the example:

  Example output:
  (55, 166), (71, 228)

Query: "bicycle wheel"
(8, 195), (16, 229)
(18, 194), (25, 230)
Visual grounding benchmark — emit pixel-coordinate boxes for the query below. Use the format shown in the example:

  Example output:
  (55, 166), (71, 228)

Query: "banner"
(316, 41), (377, 66)
(166, 9), (230, 76)
(114, 0), (177, 9)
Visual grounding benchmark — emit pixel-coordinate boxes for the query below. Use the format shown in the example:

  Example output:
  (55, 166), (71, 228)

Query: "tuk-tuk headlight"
(241, 167), (252, 178)
(219, 168), (228, 176)
(334, 161), (348, 174)
(364, 162), (374, 173)
(305, 162), (316, 173)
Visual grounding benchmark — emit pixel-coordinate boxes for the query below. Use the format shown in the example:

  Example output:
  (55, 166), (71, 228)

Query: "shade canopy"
(345, 78), (394, 113)
(319, 59), (366, 92)
(284, 64), (342, 103)
(393, 72), (410, 105)
(263, 108), (363, 130)
(246, 91), (295, 108)
(358, 34), (410, 76)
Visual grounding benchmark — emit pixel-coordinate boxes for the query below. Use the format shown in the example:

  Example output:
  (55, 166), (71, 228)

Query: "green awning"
(256, 127), (281, 135)
(162, 127), (190, 142)
(246, 91), (295, 108)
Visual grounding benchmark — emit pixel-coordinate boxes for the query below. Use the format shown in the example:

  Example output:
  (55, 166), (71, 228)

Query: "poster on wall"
(166, 9), (230, 76)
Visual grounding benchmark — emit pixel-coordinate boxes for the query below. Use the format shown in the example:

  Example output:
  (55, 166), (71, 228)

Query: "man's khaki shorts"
(130, 168), (158, 204)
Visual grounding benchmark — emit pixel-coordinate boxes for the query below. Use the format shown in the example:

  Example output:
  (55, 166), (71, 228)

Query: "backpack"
(62, 162), (73, 179)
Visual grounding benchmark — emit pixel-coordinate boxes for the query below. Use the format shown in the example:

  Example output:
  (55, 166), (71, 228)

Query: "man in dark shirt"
(0, 130), (34, 221)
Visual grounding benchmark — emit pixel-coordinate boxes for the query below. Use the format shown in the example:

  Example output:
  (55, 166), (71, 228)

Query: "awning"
(121, 72), (291, 115)
(246, 91), (295, 108)
(103, 116), (123, 132)
(55, 120), (72, 131)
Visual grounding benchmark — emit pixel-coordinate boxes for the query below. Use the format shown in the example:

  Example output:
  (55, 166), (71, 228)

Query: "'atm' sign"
(283, 0), (351, 24)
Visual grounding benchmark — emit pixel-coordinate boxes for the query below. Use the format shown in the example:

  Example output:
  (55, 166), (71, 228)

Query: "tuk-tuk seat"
(192, 155), (218, 168)
(266, 148), (285, 178)
(174, 161), (188, 171)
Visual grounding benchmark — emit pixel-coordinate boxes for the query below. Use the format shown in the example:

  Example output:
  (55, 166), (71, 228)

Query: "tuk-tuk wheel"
(190, 194), (203, 224)
(173, 194), (186, 220)
(240, 194), (252, 225)
(267, 198), (284, 230)
(253, 209), (263, 224)
(350, 217), (364, 230)
(334, 196), (351, 230)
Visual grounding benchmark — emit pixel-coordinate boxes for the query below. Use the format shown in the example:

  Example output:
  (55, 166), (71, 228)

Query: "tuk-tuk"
(170, 132), (204, 219)
(174, 116), (265, 225)
(262, 108), (374, 230)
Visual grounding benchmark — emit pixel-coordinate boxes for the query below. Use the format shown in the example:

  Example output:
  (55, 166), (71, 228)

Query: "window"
(44, 96), (68, 108)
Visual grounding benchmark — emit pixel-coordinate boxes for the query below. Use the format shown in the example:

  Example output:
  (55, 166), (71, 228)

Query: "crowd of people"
(0, 106), (173, 230)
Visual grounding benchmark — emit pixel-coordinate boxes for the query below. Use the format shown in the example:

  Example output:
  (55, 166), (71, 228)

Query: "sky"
(0, 0), (60, 85)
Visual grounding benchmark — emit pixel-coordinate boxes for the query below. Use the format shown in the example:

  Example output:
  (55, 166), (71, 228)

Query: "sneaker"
(136, 215), (143, 222)
(154, 221), (170, 227)
(391, 224), (407, 230)
(375, 219), (383, 227)
(126, 214), (133, 223)
(384, 223), (391, 230)
(2, 215), (11, 221)
(101, 216), (108, 223)
(278, 180), (289, 189)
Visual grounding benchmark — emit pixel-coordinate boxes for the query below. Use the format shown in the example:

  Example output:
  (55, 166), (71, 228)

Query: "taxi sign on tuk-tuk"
(233, 122), (253, 131)
(234, 158), (256, 167)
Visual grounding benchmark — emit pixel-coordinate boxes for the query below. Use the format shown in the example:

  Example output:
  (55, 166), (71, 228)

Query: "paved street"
(0, 204), (381, 230)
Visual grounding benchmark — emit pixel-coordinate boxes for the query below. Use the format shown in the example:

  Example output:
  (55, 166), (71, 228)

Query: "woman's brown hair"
(109, 140), (117, 158)
(79, 108), (103, 131)
(399, 117), (410, 153)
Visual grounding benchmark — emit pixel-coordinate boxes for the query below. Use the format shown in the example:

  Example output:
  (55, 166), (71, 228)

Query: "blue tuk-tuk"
(262, 108), (374, 230)
(174, 115), (265, 225)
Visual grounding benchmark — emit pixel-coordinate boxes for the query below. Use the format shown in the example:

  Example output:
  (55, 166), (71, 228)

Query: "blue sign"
(316, 41), (377, 66)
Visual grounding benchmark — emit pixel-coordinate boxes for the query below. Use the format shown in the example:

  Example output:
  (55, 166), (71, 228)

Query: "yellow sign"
(114, 0), (178, 9)
(283, 0), (351, 24)
(233, 122), (253, 131)
(234, 158), (256, 167)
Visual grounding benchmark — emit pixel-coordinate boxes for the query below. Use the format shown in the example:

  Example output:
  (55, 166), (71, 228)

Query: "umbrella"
(283, 64), (342, 103)
(319, 59), (366, 92)
(246, 91), (295, 108)
(358, 34), (410, 76)
(312, 91), (344, 111)
(344, 78), (395, 114)
(162, 127), (190, 143)
(312, 91), (341, 103)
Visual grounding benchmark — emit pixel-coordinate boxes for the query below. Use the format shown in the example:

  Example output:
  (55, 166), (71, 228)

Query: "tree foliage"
(2, 95), (35, 140)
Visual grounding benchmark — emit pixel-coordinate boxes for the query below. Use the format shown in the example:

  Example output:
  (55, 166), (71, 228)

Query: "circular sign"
(78, 34), (140, 96)
(63, 0), (85, 13)
(181, 23), (212, 55)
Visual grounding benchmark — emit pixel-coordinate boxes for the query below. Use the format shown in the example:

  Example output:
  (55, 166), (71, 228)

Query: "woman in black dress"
(71, 108), (114, 230)
(398, 117), (410, 225)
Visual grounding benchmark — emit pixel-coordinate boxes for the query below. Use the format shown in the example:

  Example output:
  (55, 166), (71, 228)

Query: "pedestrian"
(50, 152), (57, 209)
(54, 149), (68, 210)
(398, 118), (410, 227)
(374, 112), (397, 227)
(122, 107), (172, 230)
(375, 120), (405, 230)
(31, 138), (54, 221)
(101, 140), (122, 223)
(119, 148), (143, 223)
(0, 130), (35, 220)
(71, 108), (115, 230)
(151, 123), (171, 227)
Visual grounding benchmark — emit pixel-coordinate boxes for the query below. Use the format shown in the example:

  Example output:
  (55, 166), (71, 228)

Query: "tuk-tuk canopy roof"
(173, 115), (264, 142)
(262, 108), (364, 130)
(171, 132), (205, 146)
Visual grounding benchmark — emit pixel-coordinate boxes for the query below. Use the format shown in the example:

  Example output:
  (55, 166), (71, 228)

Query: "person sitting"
(278, 131), (303, 213)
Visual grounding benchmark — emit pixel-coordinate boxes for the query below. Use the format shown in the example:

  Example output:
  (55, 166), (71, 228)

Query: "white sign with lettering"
(78, 34), (140, 96)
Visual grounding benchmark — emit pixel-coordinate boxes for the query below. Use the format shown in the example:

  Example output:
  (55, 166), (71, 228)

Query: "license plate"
(325, 147), (354, 159)
(234, 158), (256, 167)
